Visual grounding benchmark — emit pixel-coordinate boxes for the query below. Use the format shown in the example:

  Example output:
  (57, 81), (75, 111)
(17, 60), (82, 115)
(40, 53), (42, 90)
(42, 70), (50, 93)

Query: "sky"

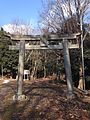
(0, 0), (90, 33)
(0, 0), (42, 27)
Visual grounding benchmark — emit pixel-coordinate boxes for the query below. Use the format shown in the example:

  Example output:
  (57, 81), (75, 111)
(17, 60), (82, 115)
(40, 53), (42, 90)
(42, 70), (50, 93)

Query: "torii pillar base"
(13, 94), (28, 101)
(66, 92), (76, 100)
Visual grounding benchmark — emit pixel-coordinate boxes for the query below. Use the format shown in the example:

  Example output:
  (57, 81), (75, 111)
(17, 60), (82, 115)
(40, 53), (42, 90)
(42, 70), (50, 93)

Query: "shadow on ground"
(0, 79), (90, 120)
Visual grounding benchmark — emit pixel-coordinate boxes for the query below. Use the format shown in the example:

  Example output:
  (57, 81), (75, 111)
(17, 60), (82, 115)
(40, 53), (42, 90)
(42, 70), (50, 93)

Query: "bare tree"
(11, 18), (33, 35)
(39, 0), (90, 34)
(39, 0), (90, 91)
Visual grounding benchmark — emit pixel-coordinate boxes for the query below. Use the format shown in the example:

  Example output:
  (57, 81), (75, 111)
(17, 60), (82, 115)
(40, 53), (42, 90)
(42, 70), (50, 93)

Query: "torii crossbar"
(6, 33), (80, 100)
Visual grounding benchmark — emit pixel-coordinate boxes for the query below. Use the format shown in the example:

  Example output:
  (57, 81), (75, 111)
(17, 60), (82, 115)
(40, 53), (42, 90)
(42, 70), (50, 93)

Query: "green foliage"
(0, 29), (18, 77)
(70, 49), (81, 86)
(84, 34), (90, 82)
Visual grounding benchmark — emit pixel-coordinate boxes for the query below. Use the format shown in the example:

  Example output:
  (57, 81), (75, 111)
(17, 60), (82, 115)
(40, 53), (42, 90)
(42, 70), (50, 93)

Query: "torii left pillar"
(18, 40), (25, 95)
(13, 40), (26, 100)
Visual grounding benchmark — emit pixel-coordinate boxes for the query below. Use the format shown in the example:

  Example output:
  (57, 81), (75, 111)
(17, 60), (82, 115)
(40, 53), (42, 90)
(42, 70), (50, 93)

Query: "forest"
(0, 25), (90, 89)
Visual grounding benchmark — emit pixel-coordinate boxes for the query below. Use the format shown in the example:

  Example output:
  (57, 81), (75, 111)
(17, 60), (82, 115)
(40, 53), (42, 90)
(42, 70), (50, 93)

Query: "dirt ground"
(0, 78), (90, 120)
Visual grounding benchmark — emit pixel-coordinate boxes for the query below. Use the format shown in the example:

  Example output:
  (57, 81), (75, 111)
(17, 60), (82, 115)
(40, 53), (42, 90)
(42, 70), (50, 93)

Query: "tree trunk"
(78, 66), (84, 90)
(44, 65), (46, 78)
(1, 65), (3, 80)
(30, 60), (37, 80)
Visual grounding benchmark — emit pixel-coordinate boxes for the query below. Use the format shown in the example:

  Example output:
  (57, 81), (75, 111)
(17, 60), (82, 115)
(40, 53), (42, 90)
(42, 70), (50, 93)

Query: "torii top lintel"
(5, 33), (81, 41)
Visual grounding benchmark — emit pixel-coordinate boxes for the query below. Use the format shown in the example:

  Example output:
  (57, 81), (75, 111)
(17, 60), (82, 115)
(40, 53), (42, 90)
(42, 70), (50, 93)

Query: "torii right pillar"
(62, 39), (75, 99)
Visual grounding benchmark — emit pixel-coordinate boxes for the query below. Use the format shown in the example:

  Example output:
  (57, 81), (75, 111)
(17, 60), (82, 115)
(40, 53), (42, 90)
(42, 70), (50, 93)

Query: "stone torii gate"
(7, 33), (80, 100)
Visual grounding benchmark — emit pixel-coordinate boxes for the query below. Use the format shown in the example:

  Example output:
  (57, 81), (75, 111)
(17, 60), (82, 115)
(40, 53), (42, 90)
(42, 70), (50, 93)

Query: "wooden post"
(62, 39), (74, 98)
